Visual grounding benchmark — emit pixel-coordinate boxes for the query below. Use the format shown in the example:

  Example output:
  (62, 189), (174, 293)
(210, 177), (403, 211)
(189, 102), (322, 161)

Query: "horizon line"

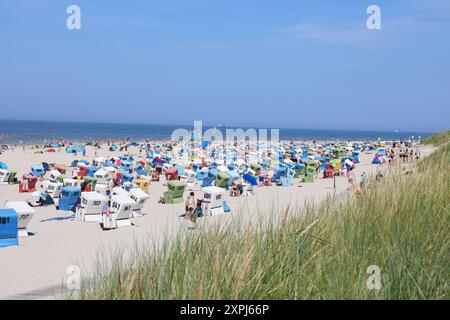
(0, 118), (436, 135)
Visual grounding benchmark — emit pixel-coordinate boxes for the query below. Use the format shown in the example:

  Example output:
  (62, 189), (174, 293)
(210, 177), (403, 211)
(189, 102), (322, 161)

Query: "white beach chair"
(0, 169), (9, 185)
(129, 188), (150, 217)
(243, 183), (255, 196)
(180, 169), (196, 186)
(44, 180), (63, 198)
(48, 169), (62, 183)
(201, 186), (226, 216)
(5, 201), (35, 237)
(78, 192), (108, 222)
(63, 178), (82, 189)
(103, 195), (134, 229)
(112, 186), (129, 197)
(94, 169), (110, 185)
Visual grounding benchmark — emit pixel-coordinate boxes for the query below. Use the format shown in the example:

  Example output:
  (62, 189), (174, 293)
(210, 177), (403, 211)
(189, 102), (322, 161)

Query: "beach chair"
(201, 186), (228, 216)
(94, 169), (110, 185)
(129, 188), (150, 217)
(31, 164), (45, 177)
(5, 201), (36, 237)
(202, 169), (217, 187)
(163, 180), (185, 204)
(323, 163), (334, 179)
(0, 169), (9, 185)
(58, 187), (81, 211)
(82, 176), (97, 192)
(180, 169), (196, 186)
(42, 162), (50, 173)
(77, 164), (89, 178)
(281, 168), (295, 186)
(120, 160), (132, 172)
(63, 178), (82, 189)
(112, 186), (129, 197)
(353, 150), (361, 164)
(250, 163), (261, 175)
(243, 183), (256, 196)
(134, 165), (146, 176)
(54, 165), (66, 174)
(103, 195), (135, 229)
(44, 180), (63, 198)
(78, 192), (108, 222)
(134, 175), (151, 193)
(7, 170), (18, 184)
(226, 170), (239, 189)
(87, 166), (99, 178)
(122, 172), (135, 184)
(0, 209), (18, 248)
(48, 169), (62, 183)
(215, 171), (231, 188)
(304, 166), (316, 183)
(19, 175), (37, 193)
(196, 167), (209, 185)
(164, 167), (179, 181)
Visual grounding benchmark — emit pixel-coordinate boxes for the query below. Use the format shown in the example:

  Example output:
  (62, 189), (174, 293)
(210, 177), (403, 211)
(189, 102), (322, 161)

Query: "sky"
(0, 0), (449, 132)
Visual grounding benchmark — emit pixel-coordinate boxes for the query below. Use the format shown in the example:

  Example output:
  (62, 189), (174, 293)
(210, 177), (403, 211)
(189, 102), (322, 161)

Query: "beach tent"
(372, 155), (382, 165)
(0, 209), (18, 248)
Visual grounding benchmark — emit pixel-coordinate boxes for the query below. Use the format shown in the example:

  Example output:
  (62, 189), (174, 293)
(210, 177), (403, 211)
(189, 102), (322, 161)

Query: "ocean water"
(0, 120), (432, 144)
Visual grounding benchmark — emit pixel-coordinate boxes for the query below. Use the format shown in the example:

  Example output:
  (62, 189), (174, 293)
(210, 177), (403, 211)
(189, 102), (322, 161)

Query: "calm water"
(0, 120), (432, 144)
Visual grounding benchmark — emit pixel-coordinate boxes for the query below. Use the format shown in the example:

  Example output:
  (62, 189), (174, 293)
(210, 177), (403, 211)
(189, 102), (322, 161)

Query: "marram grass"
(422, 130), (450, 146)
(78, 144), (449, 300)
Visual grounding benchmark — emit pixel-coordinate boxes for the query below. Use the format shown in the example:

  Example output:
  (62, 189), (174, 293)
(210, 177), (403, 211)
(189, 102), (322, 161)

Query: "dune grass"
(78, 144), (449, 300)
(422, 130), (450, 146)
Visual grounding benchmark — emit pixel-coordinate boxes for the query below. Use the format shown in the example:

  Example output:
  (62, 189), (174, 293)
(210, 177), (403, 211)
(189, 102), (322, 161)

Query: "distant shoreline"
(0, 119), (433, 145)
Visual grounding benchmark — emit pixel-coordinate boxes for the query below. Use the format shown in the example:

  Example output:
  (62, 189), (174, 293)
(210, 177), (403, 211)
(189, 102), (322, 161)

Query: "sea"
(0, 119), (432, 144)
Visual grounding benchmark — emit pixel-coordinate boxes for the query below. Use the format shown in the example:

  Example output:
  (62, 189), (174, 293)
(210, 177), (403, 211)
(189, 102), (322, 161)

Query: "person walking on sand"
(347, 166), (356, 190)
(185, 191), (197, 228)
(356, 171), (368, 195)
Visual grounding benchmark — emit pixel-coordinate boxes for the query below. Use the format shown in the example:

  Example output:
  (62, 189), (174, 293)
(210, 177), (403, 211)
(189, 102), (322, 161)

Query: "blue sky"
(0, 0), (449, 132)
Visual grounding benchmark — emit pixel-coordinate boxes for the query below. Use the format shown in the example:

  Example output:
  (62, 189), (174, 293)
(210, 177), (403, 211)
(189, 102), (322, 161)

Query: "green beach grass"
(78, 140), (450, 300)
(422, 130), (450, 146)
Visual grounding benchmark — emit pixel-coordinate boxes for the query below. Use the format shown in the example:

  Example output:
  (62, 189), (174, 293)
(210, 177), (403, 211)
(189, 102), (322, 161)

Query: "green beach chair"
(304, 166), (316, 183)
(83, 176), (97, 191)
(57, 174), (68, 183)
(163, 180), (185, 204)
(8, 170), (18, 184)
(215, 171), (231, 188)
(250, 163), (261, 175)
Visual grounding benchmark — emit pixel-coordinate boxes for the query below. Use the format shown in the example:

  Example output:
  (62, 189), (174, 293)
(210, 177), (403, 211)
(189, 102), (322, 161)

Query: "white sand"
(0, 144), (435, 299)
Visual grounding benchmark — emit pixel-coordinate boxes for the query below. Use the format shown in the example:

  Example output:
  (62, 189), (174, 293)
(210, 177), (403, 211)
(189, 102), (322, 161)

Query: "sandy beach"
(0, 143), (435, 299)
